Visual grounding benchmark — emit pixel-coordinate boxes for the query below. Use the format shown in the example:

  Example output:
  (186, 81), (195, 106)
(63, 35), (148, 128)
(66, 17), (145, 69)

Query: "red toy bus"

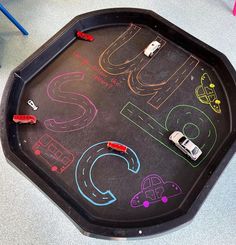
(107, 141), (128, 153)
(13, 114), (37, 124)
(76, 31), (94, 41)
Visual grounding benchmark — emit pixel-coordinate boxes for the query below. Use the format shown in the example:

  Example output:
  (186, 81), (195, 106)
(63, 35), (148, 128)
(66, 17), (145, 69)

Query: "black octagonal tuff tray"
(1, 8), (236, 239)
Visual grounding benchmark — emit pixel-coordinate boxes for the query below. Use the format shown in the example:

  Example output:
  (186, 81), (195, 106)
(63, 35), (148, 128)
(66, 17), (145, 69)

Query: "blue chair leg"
(0, 4), (29, 35)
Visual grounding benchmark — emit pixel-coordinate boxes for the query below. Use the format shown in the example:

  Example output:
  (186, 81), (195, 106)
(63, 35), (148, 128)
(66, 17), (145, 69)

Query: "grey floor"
(0, 1), (236, 244)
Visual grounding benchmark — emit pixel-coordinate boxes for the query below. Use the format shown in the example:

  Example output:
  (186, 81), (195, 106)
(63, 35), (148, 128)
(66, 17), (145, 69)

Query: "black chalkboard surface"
(1, 8), (235, 239)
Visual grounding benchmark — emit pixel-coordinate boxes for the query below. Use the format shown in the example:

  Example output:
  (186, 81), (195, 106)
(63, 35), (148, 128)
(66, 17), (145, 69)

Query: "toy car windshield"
(192, 147), (199, 155)
(179, 136), (187, 144)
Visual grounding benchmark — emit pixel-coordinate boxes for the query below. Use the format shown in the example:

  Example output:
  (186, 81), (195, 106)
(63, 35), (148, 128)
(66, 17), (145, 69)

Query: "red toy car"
(76, 31), (94, 42)
(13, 115), (37, 124)
(107, 141), (128, 153)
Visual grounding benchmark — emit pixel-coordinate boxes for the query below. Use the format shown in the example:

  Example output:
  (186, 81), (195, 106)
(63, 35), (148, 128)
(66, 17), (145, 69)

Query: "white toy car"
(169, 131), (202, 161)
(144, 41), (161, 57)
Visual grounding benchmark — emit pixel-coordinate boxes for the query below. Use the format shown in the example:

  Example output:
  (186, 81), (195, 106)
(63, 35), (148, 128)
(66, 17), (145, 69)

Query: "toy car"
(107, 141), (127, 153)
(27, 99), (38, 111)
(169, 131), (202, 161)
(144, 41), (161, 57)
(76, 31), (94, 41)
(13, 115), (37, 124)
